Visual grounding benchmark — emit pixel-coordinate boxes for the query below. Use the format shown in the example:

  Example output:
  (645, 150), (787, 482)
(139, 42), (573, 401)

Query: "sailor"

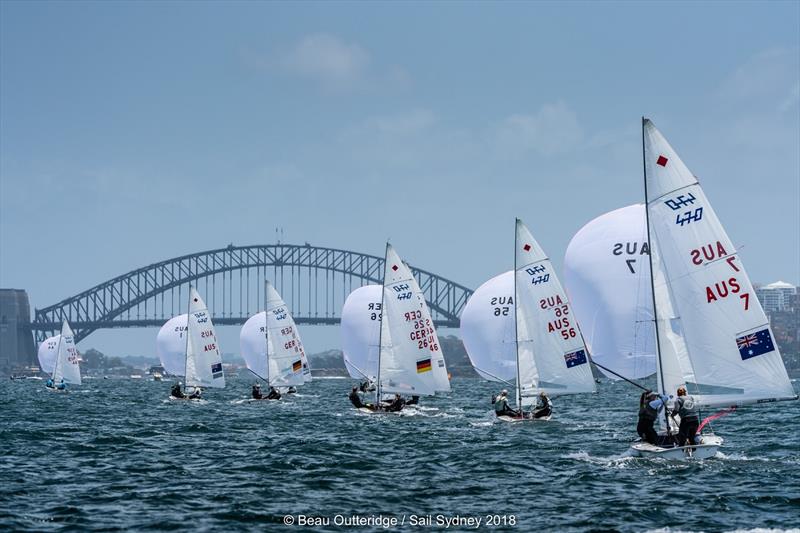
(672, 386), (700, 446)
(171, 382), (185, 399)
(384, 393), (405, 413)
(348, 386), (368, 409)
(266, 386), (281, 400)
(286, 386), (297, 395)
(56, 379), (67, 391)
(252, 383), (263, 400)
(406, 395), (420, 406)
(359, 380), (374, 393)
(637, 390), (670, 445)
(46, 378), (54, 389)
(189, 388), (202, 399)
(493, 389), (520, 418)
(533, 392), (552, 419)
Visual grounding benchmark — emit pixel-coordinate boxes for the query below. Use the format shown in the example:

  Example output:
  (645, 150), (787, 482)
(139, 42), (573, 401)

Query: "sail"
(407, 270), (451, 393)
(156, 314), (188, 376)
(240, 311), (272, 382)
(460, 271), (517, 382)
(184, 288), (225, 389)
(52, 321), (81, 385)
(643, 119), (795, 407)
(515, 219), (595, 404)
(264, 281), (307, 387)
(341, 284), (382, 380)
(37, 334), (61, 374)
(378, 244), (439, 396)
(563, 205), (656, 379)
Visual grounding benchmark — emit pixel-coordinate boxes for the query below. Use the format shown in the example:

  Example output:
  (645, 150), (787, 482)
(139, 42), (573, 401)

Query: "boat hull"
(497, 413), (552, 423)
(630, 434), (723, 459)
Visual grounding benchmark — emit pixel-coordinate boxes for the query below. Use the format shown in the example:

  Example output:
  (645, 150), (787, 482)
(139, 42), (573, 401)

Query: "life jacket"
(676, 395), (699, 419)
(638, 402), (658, 421)
(494, 396), (509, 413)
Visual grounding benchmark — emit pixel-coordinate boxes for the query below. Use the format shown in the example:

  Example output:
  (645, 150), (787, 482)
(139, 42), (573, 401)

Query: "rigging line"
(473, 365), (515, 388)
(591, 361), (648, 391)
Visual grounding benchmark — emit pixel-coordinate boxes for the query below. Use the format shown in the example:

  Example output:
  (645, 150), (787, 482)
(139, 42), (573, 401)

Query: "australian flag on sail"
(564, 349), (588, 369)
(211, 362), (223, 379)
(736, 328), (775, 361)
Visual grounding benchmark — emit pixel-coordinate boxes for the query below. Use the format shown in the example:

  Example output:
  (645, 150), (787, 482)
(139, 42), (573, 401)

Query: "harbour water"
(1, 377), (798, 532)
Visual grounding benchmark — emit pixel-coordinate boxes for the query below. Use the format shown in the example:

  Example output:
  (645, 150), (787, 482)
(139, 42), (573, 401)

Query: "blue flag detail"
(736, 328), (775, 361)
(564, 349), (587, 369)
(211, 362), (223, 377)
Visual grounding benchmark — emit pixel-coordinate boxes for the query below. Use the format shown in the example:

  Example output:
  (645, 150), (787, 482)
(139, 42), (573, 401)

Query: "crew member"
(637, 390), (670, 445)
(672, 386), (700, 446)
(266, 386), (281, 400)
(533, 392), (552, 419)
(494, 389), (520, 418)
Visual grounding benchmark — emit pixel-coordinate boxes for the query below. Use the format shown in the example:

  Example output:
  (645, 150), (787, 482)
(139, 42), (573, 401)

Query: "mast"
(184, 286), (191, 389)
(513, 219), (523, 411)
(264, 281), (270, 385)
(52, 325), (64, 382)
(375, 243), (389, 406)
(641, 117), (671, 433)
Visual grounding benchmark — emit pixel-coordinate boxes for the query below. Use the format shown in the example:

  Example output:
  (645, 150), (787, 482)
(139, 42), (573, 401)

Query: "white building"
(755, 281), (797, 313)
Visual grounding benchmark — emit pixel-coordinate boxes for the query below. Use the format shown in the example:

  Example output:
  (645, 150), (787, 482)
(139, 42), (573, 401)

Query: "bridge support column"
(0, 289), (37, 375)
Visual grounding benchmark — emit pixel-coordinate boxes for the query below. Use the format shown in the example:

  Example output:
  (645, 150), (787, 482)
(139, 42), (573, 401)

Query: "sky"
(1, 1), (798, 358)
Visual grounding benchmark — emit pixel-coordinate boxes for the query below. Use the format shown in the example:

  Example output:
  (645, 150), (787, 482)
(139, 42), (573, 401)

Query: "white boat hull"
(497, 413), (552, 423)
(630, 434), (723, 459)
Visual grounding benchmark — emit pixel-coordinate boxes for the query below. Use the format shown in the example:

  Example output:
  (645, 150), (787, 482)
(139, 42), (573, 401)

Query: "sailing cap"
(501, 389), (508, 396)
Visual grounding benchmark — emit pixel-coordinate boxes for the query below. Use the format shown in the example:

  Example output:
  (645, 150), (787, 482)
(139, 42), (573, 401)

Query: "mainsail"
(377, 244), (446, 396)
(643, 118), (795, 407)
(37, 334), (61, 375)
(340, 284), (382, 380)
(52, 321), (81, 385)
(156, 314), (188, 376)
(239, 282), (307, 387)
(184, 288), (225, 389)
(563, 204), (656, 379)
(514, 219), (595, 405)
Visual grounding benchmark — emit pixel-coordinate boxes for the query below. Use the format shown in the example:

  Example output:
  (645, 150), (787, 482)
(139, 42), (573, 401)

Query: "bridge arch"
(32, 244), (473, 342)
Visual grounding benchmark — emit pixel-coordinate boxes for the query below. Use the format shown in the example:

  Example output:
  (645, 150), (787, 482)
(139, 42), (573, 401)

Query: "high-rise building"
(0, 289), (37, 374)
(755, 281), (797, 313)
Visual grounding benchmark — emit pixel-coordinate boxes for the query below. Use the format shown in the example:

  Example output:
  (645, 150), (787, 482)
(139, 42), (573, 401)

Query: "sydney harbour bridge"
(30, 244), (474, 343)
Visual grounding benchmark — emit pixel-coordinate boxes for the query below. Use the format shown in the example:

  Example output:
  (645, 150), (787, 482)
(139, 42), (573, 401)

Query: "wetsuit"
(494, 396), (519, 418)
(252, 386), (263, 400)
(533, 396), (552, 419)
(637, 395), (668, 445)
(349, 390), (365, 408)
(171, 385), (185, 399)
(384, 396), (405, 413)
(406, 395), (420, 406)
(266, 387), (281, 400)
(673, 395), (700, 446)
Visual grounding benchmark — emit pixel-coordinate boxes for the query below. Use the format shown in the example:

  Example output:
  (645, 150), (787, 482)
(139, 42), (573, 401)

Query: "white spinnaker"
(240, 312), (275, 382)
(515, 220), (594, 405)
(644, 119), (795, 407)
(264, 282), (306, 387)
(53, 321), (81, 385)
(460, 271), (517, 382)
(563, 205), (656, 379)
(37, 335), (61, 374)
(185, 288), (225, 389)
(378, 244), (438, 396)
(341, 285), (382, 380)
(156, 314), (188, 376)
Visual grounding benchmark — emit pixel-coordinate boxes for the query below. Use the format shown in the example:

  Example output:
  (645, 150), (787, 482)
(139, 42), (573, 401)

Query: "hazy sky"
(2, 1), (798, 357)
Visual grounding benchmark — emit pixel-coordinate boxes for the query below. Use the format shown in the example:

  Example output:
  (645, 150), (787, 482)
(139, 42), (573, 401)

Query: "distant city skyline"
(2, 1), (798, 356)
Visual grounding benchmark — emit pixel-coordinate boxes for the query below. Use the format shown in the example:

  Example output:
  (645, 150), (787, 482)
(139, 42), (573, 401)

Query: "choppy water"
(1, 377), (798, 532)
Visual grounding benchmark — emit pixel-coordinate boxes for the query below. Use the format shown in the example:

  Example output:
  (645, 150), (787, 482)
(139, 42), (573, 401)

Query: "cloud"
(277, 33), (369, 89)
(489, 101), (583, 158)
(717, 48), (799, 114)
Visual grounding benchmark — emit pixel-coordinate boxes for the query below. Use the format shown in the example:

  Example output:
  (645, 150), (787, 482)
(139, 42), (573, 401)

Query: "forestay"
(341, 284), (382, 380)
(378, 244), (445, 396)
(37, 334), (61, 375)
(184, 288), (225, 389)
(156, 314), (188, 376)
(563, 205), (656, 379)
(52, 321), (81, 385)
(515, 219), (594, 405)
(643, 119), (795, 407)
(460, 271), (517, 382)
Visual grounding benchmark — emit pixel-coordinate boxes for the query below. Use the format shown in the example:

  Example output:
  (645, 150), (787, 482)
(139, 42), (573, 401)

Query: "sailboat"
(349, 243), (449, 413)
(169, 287), (225, 399)
(39, 321), (81, 392)
(341, 283), (450, 395)
(240, 281), (310, 399)
(462, 219), (595, 421)
(629, 118), (796, 458)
